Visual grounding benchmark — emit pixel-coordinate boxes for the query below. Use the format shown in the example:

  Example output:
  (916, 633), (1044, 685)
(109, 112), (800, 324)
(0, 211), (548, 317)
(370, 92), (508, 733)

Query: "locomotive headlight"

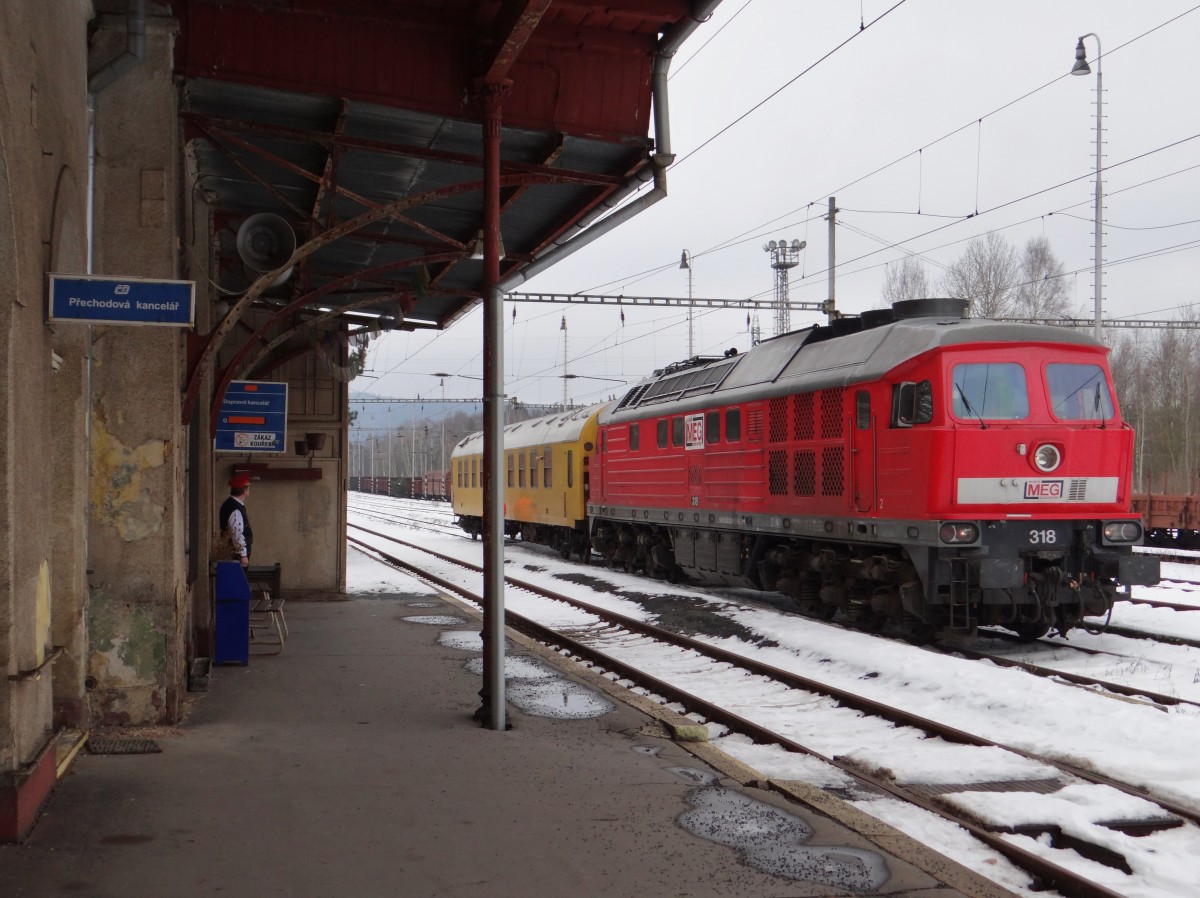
(1102, 520), (1143, 544)
(939, 522), (980, 545)
(1032, 443), (1062, 473)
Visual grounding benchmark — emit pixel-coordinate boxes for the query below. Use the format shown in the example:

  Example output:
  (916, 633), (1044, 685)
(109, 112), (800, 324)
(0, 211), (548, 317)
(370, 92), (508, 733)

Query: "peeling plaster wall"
(0, 0), (93, 787)
(86, 11), (189, 726)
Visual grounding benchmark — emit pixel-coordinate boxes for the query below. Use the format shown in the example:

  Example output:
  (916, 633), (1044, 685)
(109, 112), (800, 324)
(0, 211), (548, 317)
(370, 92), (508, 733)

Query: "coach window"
(506, 452), (514, 487)
(856, 391), (871, 430)
(952, 363), (1028, 421)
(471, 458), (478, 489)
(529, 450), (537, 489)
(630, 423), (640, 451)
(672, 416), (684, 447)
(518, 451), (526, 487)
(543, 446), (552, 488)
(567, 449), (574, 488)
(725, 408), (741, 442)
(706, 410), (720, 443)
(657, 418), (668, 448)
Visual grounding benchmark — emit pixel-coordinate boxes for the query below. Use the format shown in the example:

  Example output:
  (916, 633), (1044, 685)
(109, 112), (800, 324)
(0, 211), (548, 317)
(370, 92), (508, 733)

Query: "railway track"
(347, 519), (1200, 898)
(350, 498), (1200, 711)
(346, 496), (464, 538)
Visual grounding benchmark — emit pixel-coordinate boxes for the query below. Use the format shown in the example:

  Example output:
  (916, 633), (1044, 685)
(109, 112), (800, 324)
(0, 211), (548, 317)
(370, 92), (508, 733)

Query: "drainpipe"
(81, 0), (147, 605)
(496, 0), (723, 294)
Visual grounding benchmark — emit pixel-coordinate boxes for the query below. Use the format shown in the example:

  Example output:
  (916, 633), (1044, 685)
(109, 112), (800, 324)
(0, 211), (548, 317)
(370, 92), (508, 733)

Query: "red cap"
(228, 473), (252, 489)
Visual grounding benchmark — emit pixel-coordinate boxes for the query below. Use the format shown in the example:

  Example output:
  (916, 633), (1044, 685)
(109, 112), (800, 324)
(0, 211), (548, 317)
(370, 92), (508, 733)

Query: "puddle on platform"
(506, 680), (613, 719)
(439, 630), (483, 652)
(403, 615), (467, 626)
(668, 766), (718, 786)
(679, 788), (889, 891)
(464, 655), (613, 719)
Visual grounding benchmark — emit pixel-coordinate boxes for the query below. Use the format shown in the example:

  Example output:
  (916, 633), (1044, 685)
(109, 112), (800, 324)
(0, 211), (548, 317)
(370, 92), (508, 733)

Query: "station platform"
(0, 554), (1016, 898)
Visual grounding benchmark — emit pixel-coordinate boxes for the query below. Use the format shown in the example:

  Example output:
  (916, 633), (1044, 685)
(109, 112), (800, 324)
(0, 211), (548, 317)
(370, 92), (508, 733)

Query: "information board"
(215, 381), (288, 453)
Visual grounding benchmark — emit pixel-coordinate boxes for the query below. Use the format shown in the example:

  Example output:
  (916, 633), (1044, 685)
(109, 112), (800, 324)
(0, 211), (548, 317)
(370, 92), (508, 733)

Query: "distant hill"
(349, 392), (559, 432)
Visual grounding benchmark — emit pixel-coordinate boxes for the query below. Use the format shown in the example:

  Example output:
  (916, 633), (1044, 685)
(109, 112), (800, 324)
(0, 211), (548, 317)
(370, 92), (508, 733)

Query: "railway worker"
(219, 473), (253, 569)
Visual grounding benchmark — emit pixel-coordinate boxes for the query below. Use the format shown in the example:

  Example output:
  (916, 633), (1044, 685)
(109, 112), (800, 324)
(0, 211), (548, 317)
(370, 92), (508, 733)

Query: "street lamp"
(679, 249), (693, 358)
(1071, 33), (1103, 342)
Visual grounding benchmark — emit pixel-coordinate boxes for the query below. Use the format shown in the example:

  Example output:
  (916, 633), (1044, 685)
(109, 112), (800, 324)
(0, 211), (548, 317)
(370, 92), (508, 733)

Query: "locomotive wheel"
(1011, 621), (1051, 641)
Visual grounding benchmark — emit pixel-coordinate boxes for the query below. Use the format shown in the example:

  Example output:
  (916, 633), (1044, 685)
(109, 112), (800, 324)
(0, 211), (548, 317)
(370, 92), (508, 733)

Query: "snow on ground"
(346, 504), (1200, 898)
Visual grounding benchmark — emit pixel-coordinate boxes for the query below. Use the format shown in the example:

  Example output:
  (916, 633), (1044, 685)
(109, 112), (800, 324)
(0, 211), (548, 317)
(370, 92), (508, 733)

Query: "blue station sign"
(215, 381), (288, 453)
(48, 273), (195, 326)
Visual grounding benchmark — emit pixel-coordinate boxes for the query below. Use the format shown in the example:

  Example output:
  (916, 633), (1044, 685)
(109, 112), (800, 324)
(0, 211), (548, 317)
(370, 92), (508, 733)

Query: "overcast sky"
(357, 0), (1200, 415)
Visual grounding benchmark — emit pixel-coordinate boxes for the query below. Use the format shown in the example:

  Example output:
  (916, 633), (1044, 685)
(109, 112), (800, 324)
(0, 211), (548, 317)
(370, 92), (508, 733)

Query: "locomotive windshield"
(951, 363), (1029, 421)
(1046, 363), (1114, 421)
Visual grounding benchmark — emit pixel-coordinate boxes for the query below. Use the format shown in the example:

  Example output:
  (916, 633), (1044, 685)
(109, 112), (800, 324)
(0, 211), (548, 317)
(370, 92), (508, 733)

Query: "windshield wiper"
(955, 383), (988, 429)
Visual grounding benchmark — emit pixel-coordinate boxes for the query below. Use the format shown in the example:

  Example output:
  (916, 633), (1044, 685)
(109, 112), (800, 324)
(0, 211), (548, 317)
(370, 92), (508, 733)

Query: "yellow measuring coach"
(451, 402), (609, 560)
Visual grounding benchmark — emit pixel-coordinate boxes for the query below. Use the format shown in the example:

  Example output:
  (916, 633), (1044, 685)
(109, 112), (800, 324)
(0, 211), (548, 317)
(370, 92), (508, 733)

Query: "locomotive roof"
(602, 313), (1105, 423)
(452, 400), (610, 456)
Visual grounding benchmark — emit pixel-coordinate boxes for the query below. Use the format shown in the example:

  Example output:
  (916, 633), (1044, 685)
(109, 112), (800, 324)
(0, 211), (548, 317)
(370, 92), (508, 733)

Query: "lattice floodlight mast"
(560, 315), (569, 408)
(763, 238), (805, 336)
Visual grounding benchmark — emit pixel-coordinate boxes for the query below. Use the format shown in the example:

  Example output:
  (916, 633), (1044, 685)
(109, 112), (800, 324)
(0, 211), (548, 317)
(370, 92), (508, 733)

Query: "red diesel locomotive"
(457, 298), (1160, 640)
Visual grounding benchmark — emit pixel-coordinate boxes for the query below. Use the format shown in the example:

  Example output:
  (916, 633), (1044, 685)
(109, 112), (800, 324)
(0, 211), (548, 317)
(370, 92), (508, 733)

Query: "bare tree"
(1012, 236), (1070, 319)
(881, 256), (930, 305)
(938, 231), (1018, 318)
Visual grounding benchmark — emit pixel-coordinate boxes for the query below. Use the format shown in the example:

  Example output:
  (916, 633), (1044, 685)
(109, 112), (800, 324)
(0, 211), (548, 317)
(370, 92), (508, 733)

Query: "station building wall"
(0, 2), (351, 841)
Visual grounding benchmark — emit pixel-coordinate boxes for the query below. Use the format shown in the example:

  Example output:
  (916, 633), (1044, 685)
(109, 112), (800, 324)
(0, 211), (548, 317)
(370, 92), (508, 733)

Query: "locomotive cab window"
(1046, 363), (1114, 421)
(951, 363), (1028, 421)
(892, 380), (933, 427)
(706, 411), (720, 443)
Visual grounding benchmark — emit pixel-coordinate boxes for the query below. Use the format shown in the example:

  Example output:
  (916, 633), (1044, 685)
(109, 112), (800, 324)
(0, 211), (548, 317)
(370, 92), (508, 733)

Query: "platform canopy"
(164, 0), (699, 335)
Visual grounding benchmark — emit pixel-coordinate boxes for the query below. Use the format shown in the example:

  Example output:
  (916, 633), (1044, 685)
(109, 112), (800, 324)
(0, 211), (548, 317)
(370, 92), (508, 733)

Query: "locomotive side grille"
(747, 406), (764, 441)
(820, 388), (844, 439)
(793, 392), (815, 440)
(1069, 479), (1088, 501)
(689, 464), (703, 487)
(821, 446), (845, 496)
(769, 450), (788, 495)
(769, 397), (787, 443)
(793, 449), (816, 497)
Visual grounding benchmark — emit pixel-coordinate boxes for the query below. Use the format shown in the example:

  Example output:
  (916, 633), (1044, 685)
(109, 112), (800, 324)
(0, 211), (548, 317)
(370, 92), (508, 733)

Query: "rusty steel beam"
(181, 177), (533, 425)
(181, 112), (625, 188)
(480, 0), (555, 83)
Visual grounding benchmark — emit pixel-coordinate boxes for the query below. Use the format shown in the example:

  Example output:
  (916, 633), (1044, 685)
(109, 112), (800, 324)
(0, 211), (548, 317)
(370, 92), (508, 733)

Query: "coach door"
(851, 390), (876, 513)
